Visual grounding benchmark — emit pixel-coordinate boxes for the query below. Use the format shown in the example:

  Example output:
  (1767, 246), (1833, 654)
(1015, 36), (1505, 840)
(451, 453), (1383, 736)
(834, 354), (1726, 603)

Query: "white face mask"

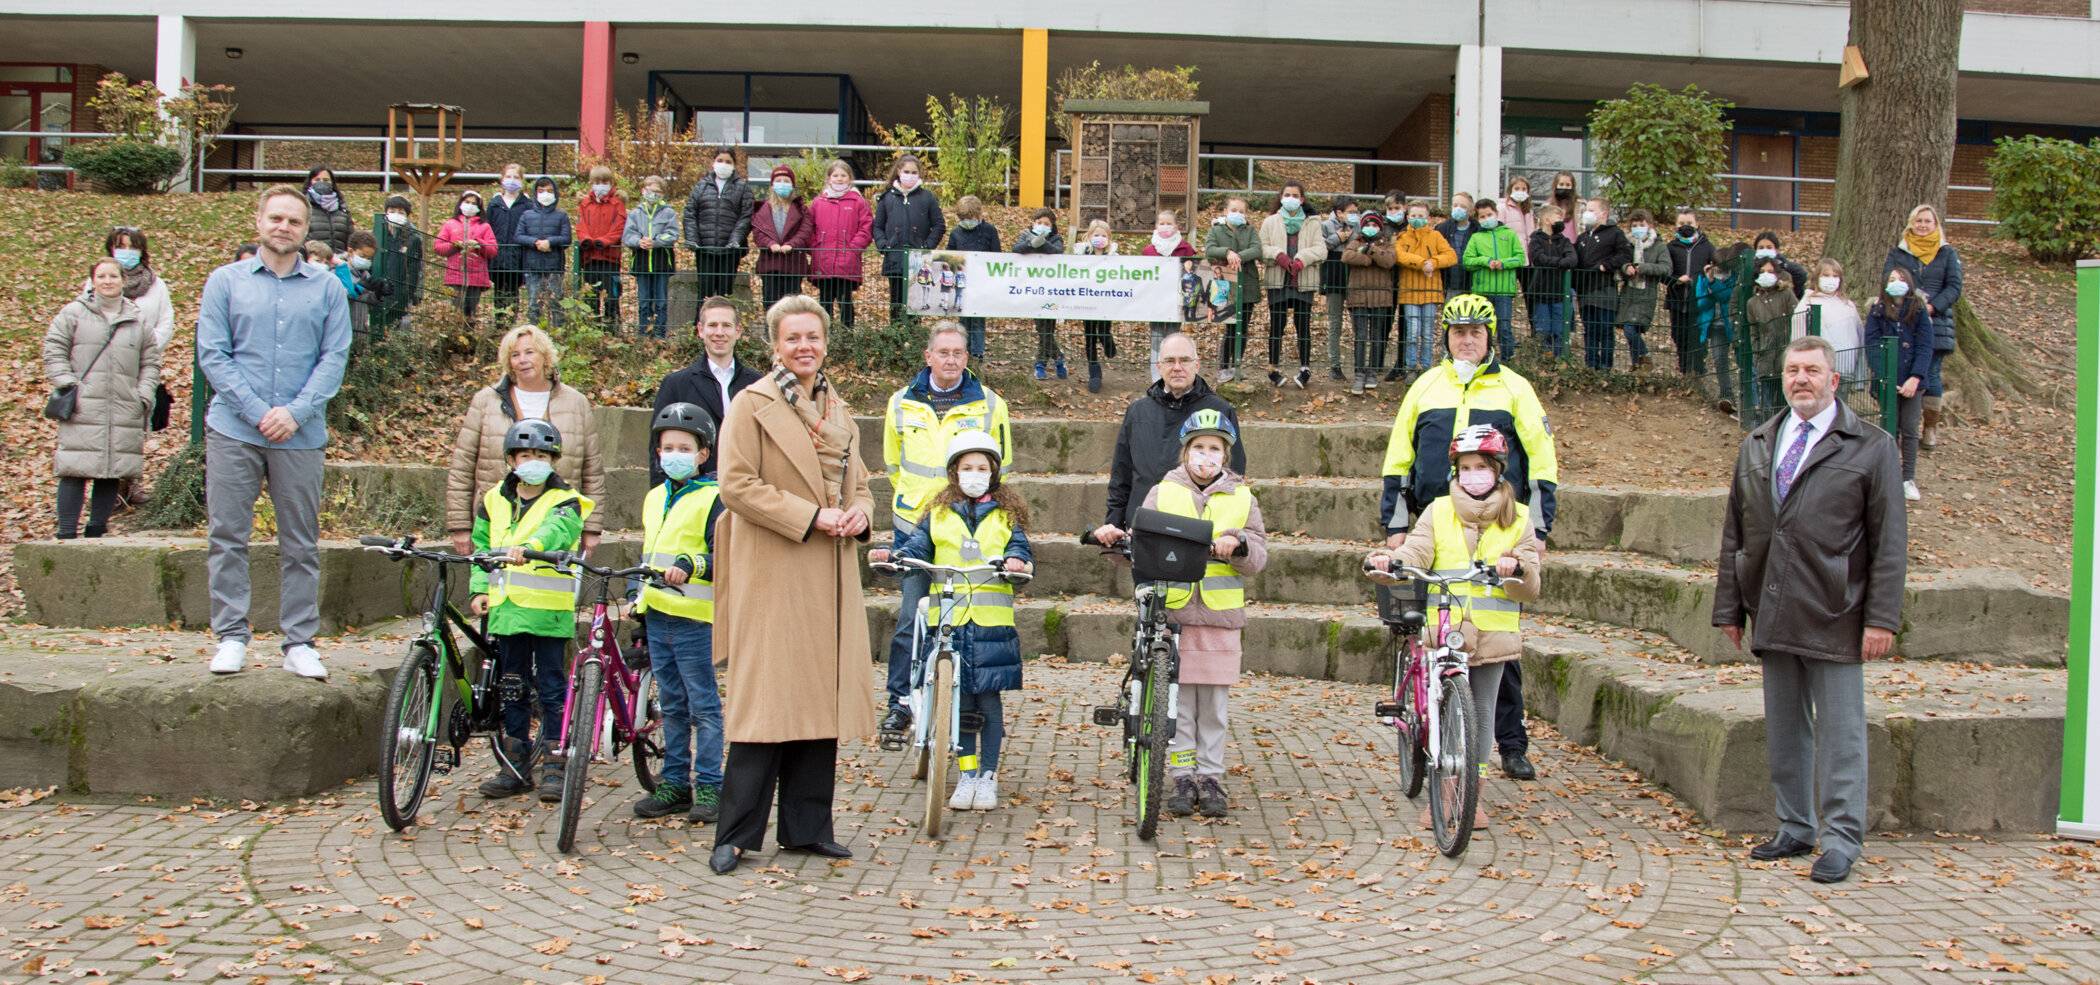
(1818, 276), (1841, 294)
(956, 472), (991, 499)
(1456, 467), (1498, 497)
(1279, 196), (1302, 212)
(386, 211), (408, 226)
(1580, 210), (1598, 227)
(1756, 272), (1780, 289)
(714, 162), (735, 180)
(1452, 359), (1479, 384)
(459, 203), (480, 217)
(1186, 449), (1225, 478)
(536, 192), (556, 206)
(1756, 248), (1777, 259)
(592, 183), (611, 198)
(1509, 189), (1529, 203)
(1032, 223), (1052, 237)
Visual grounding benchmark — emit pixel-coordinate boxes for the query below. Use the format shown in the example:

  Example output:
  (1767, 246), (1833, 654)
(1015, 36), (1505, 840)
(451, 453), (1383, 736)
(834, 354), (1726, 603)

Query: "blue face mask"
(1224, 212), (1246, 227)
(1478, 217), (1500, 229)
(1408, 217), (1428, 229)
(1386, 210), (1404, 223)
(772, 180), (795, 198)
(513, 460), (554, 486)
(1343, 213), (1361, 227)
(660, 451), (699, 482)
(1885, 280), (1910, 298)
(958, 219), (980, 230)
(112, 248), (142, 270)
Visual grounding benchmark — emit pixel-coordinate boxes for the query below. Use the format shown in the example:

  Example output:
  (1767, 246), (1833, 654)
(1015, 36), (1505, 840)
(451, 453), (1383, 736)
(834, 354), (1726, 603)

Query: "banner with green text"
(903, 250), (1192, 322)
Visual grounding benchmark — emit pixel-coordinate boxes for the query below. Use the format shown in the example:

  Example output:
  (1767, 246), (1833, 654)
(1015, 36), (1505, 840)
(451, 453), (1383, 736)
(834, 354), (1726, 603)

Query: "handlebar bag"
(1129, 507), (1214, 584)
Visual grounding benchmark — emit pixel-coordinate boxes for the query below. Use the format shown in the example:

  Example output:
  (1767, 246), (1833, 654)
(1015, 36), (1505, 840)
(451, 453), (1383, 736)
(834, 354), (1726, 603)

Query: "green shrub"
(1587, 83), (1733, 219)
(137, 441), (207, 530)
(0, 157), (32, 189)
(62, 140), (184, 194)
(827, 317), (925, 377)
(923, 94), (1012, 206)
(1987, 135), (2100, 264)
(329, 311), (450, 438)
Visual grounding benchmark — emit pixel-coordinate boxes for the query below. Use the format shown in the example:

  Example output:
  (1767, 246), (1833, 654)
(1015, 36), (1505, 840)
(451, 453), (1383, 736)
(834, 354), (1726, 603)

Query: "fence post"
(1879, 335), (1899, 435)
(188, 346), (209, 447)
(1807, 304), (1821, 337)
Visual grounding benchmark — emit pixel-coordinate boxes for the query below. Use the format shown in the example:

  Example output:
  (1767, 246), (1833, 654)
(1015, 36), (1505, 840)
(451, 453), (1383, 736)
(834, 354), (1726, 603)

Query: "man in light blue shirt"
(198, 183), (352, 679)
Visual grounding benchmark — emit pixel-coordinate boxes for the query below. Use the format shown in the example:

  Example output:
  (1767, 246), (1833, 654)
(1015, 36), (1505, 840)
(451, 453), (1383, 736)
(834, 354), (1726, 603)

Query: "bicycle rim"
(1397, 646), (1427, 800)
(377, 641), (439, 832)
(1135, 643), (1170, 842)
(630, 669), (663, 794)
(922, 656), (953, 840)
(1427, 673), (1477, 858)
(556, 662), (603, 854)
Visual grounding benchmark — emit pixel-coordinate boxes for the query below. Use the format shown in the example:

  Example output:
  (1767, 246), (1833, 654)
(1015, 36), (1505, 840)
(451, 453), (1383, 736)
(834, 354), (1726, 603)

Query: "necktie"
(1775, 420), (1814, 503)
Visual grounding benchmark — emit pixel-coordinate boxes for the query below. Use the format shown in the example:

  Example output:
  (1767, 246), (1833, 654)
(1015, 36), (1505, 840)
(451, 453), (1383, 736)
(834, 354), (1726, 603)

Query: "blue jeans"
(962, 317), (987, 359)
(1620, 322), (1649, 365)
(885, 518), (929, 706)
(647, 612), (723, 790)
(496, 632), (568, 748)
(1484, 294), (1515, 362)
(524, 272), (564, 327)
(959, 690), (1006, 772)
(1402, 304), (1439, 370)
(636, 272), (670, 337)
(1531, 300), (1567, 359)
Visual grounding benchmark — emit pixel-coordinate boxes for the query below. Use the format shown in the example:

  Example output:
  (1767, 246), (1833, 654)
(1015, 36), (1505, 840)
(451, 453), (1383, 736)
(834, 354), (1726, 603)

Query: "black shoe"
(478, 770), (532, 798)
(1384, 367), (1406, 383)
(1195, 776), (1228, 818)
(784, 841), (853, 859)
(709, 844), (742, 875)
(688, 784), (721, 824)
(1328, 365), (1345, 382)
(1103, 335), (1118, 359)
(538, 764), (565, 802)
(880, 705), (912, 733)
(1267, 369), (1284, 387)
(632, 783), (691, 819)
(1294, 366), (1311, 389)
(1749, 833), (1816, 861)
(1087, 361), (1102, 393)
(1809, 851), (1854, 883)
(1164, 776), (1196, 817)
(1501, 753), (1536, 781)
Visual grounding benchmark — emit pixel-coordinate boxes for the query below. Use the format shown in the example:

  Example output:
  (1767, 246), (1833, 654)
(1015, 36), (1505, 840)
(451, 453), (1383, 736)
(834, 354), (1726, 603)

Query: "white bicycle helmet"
(944, 429), (1003, 471)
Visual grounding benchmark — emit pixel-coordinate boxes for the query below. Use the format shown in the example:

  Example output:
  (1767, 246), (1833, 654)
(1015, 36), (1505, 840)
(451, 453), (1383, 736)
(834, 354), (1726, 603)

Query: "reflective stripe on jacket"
(1155, 482), (1252, 612)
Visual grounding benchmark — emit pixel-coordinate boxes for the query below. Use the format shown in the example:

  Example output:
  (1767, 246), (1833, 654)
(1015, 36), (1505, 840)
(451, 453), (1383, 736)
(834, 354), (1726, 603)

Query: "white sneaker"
(947, 772), (979, 811)
(970, 771), (999, 810)
(210, 639), (248, 674)
(282, 644), (329, 680)
(1903, 480), (1922, 501)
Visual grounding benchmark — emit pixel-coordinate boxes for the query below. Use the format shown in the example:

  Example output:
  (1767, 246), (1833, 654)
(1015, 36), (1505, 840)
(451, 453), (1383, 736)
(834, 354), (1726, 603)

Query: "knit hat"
(769, 164), (795, 184)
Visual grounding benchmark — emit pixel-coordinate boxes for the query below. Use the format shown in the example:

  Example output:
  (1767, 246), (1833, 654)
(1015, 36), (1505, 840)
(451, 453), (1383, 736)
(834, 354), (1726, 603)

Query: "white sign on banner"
(903, 250), (1187, 322)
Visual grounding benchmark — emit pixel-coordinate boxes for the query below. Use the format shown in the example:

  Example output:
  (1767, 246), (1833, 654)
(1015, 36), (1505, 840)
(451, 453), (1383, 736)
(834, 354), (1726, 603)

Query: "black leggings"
(814, 277), (857, 328)
(761, 272), (803, 311)
(886, 274), (910, 322)
(1083, 320), (1115, 362)
(694, 247), (739, 307)
(56, 476), (119, 538)
(1267, 292), (1312, 366)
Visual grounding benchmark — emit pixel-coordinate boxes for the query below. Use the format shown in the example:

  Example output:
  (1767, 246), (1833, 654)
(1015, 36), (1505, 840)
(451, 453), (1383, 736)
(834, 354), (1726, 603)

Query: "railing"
(1497, 163), (1998, 227)
(1054, 148), (1448, 210)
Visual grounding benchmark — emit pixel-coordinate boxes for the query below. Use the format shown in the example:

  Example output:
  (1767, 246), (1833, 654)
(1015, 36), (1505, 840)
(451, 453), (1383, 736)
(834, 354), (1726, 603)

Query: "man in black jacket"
(651, 296), (759, 483)
(1091, 333), (1248, 540)
(1713, 335), (1905, 886)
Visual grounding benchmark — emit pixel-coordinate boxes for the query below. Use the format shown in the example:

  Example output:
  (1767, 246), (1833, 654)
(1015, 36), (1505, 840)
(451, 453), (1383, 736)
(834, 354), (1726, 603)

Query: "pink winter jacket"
(808, 189), (875, 281)
(1138, 466), (1269, 685)
(435, 215), (498, 288)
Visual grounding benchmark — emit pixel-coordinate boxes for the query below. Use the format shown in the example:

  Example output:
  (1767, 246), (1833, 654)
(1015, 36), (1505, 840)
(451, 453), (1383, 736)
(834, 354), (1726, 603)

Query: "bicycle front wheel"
(631, 669), (664, 794)
(921, 655), (954, 841)
(1396, 644), (1427, 800)
(556, 661), (604, 855)
(1426, 672), (1479, 858)
(1134, 642), (1172, 842)
(378, 641), (440, 832)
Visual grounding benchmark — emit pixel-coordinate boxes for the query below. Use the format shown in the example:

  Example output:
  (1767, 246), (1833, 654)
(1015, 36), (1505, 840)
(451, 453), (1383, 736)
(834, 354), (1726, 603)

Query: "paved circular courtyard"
(3, 659), (2097, 984)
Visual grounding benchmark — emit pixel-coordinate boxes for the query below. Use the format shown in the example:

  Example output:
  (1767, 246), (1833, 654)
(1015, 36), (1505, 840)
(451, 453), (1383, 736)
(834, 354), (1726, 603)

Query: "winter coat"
(44, 294), (159, 480)
(434, 215), (498, 288)
(306, 203), (354, 255)
(650, 355), (760, 484)
(1866, 298), (1935, 386)
(1714, 399), (1906, 663)
(1340, 231), (1398, 309)
(807, 190), (874, 281)
(714, 373), (877, 744)
(1138, 466), (1270, 685)
(1434, 218), (1476, 293)
(1696, 273), (1737, 343)
(1392, 486), (1543, 665)
(80, 269), (174, 350)
(1460, 224), (1525, 296)
(891, 495), (1035, 694)
(575, 190), (627, 266)
(1203, 220), (1262, 303)
(1616, 234), (1673, 327)
(486, 192), (531, 277)
(1258, 212), (1327, 292)
(946, 220), (1003, 253)
(1010, 226), (1065, 256)
(1748, 283), (1799, 381)
(1493, 197), (1537, 258)
(511, 200), (573, 274)
(622, 200), (680, 274)
(375, 222), (425, 321)
(751, 197), (814, 276)
(872, 184), (945, 277)
(1883, 241), (1963, 352)
(1522, 228), (1577, 304)
(1573, 222), (1632, 309)
(444, 376), (607, 536)
(1104, 376), (1248, 530)
(1391, 225), (1458, 307)
(1666, 232), (1716, 314)
(1794, 293), (1864, 380)
(683, 174), (754, 251)
(1319, 214), (1353, 295)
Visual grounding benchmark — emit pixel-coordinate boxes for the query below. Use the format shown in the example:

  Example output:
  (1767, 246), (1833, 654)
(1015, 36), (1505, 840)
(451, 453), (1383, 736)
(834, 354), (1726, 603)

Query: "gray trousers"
(1326, 296), (1346, 369)
(1168, 682), (1229, 777)
(1760, 651), (1867, 860)
(1897, 392), (1922, 482)
(1468, 660), (1505, 772)
(206, 430), (324, 649)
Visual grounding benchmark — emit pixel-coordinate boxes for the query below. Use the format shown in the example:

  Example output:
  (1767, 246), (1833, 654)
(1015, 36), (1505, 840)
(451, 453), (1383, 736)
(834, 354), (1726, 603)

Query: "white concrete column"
(1451, 43), (1503, 202)
(154, 14), (196, 189)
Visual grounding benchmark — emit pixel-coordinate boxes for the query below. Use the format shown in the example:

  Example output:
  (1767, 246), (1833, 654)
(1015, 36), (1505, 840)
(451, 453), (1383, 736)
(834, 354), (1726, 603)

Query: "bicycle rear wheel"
(1134, 642), (1172, 842)
(377, 641), (440, 832)
(1426, 672), (1479, 858)
(1396, 644), (1427, 800)
(631, 669), (664, 794)
(556, 661), (603, 854)
(921, 655), (954, 840)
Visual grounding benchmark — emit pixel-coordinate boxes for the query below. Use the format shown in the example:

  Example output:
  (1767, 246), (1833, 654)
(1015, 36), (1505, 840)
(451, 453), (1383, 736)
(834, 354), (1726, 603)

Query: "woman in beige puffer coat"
(444, 323), (606, 553)
(43, 258), (161, 538)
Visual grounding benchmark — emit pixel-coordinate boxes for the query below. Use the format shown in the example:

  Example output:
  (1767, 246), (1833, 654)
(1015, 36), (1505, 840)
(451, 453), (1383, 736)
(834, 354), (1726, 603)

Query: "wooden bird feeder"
(387, 102), (466, 201)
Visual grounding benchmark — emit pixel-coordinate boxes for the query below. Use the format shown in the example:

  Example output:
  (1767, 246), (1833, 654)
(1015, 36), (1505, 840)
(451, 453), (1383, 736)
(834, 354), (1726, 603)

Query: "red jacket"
(434, 215), (499, 288)
(576, 191), (626, 265)
(750, 198), (813, 276)
(1142, 237), (1196, 258)
(806, 190), (873, 281)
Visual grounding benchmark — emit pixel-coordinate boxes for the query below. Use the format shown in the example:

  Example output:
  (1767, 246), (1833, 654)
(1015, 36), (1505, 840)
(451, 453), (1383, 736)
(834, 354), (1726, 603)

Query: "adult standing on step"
(1713, 334), (1905, 886)
(446, 323), (607, 557)
(1092, 332), (1247, 543)
(1881, 204), (1963, 453)
(651, 295), (760, 483)
(199, 184), (352, 680)
(684, 148), (754, 311)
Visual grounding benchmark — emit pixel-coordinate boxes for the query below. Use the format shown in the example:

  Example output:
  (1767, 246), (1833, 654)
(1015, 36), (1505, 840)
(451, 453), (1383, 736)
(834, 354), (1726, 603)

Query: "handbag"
(43, 304), (120, 422)
(150, 383), (174, 431)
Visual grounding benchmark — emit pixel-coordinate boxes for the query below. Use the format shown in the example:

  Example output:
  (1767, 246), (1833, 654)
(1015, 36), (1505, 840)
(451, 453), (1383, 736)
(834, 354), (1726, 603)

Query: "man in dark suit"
(1713, 335), (1906, 885)
(651, 295), (759, 482)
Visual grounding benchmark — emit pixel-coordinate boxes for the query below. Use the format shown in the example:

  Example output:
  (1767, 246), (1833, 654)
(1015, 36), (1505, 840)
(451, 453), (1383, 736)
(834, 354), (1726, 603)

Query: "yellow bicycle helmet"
(1440, 293), (1497, 330)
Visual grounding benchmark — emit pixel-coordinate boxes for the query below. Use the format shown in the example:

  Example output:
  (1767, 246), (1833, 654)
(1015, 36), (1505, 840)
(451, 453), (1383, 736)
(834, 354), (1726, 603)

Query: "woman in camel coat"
(710, 293), (877, 875)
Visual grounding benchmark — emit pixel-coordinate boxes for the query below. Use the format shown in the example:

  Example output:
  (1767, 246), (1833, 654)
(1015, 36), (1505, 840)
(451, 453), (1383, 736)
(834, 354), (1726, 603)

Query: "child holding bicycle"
(1138, 409), (1268, 820)
(631, 402), (729, 824)
(1369, 423), (1541, 831)
(867, 430), (1034, 813)
(469, 419), (594, 801)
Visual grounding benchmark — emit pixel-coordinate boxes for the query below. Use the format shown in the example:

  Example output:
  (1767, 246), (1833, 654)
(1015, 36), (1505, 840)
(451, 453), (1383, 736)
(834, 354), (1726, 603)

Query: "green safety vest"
(483, 485), (594, 612)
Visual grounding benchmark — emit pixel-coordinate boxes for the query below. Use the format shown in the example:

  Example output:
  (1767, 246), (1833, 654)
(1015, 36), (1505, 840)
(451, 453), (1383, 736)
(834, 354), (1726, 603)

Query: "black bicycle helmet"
(504, 419), (563, 458)
(651, 402), (717, 446)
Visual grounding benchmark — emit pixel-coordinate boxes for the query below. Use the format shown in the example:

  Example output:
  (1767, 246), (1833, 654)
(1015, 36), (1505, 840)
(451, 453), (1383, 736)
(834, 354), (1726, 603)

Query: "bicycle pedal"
(1374, 701), (1404, 719)
(1092, 706), (1121, 727)
(434, 746), (460, 770)
(877, 731), (906, 752)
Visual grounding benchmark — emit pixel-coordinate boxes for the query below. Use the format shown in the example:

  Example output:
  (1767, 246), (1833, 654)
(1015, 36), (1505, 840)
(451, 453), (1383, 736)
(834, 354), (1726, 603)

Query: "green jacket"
(1461, 225), (1526, 296)
(1204, 222), (1263, 302)
(470, 475), (585, 639)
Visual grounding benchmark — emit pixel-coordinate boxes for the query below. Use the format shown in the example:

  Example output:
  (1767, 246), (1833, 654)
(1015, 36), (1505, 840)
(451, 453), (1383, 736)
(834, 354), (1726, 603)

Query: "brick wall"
(1372, 93), (1452, 199)
(71, 64), (109, 134)
(1963, 0), (2088, 16)
(1790, 134), (1992, 238)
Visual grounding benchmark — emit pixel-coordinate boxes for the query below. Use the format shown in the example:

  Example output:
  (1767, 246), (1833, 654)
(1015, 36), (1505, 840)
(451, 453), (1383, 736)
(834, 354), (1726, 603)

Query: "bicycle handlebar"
(360, 534), (508, 569)
(1362, 559), (1524, 589)
(868, 556), (1034, 587)
(1078, 529), (1133, 557)
(518, 549), (670, 586)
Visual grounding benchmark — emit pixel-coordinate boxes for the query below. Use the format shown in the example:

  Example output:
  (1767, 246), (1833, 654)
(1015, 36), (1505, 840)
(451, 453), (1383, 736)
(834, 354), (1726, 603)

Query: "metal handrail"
(1053, 148), (1448, 209)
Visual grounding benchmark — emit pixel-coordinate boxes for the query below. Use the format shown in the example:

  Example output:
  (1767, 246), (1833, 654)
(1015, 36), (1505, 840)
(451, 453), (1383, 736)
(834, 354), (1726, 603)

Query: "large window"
(1500, 121), (1595, 198)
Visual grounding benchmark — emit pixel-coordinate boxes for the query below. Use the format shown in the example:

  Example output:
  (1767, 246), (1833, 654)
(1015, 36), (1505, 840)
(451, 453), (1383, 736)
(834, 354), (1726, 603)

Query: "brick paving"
(2, 658), (2097, 984)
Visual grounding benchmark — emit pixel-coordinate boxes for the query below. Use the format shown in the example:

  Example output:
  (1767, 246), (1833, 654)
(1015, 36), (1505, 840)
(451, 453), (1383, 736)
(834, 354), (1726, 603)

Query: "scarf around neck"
(1904, 229), (1943, 268)
(119, 263), (157, 300)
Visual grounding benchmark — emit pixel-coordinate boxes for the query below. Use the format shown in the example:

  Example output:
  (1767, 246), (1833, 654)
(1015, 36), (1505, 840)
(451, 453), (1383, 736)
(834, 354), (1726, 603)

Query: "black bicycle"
(1080, 529), (1186, 842)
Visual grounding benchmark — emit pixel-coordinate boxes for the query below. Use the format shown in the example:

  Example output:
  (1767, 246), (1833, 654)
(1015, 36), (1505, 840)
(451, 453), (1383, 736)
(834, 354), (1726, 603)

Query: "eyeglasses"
(1159, 356), (1197, 366)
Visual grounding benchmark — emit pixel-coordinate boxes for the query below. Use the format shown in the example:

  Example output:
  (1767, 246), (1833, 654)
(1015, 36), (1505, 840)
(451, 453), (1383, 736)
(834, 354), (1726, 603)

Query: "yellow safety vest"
(885, 386), (1010, 525)
(636, 480), (719, 623)
(1154, 482), (1252, 612)
(1429, 498), (1529, 633)
(483, 485), (594, 612)
(929, 505), (1016, 628)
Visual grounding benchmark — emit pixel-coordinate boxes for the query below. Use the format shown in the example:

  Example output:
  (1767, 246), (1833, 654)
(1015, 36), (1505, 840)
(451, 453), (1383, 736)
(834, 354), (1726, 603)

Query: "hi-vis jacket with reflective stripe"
(1391, 492), (1543, 666)
(470, 474), (593, 638)
(882, 368), (1012, 527)
(636, 478), (723, 623)
(1430, 498), (1529, 633)
(1154, 481), (1254, 612)
(891, 496), (1033, 694)
(1380, 359), (1558, 537)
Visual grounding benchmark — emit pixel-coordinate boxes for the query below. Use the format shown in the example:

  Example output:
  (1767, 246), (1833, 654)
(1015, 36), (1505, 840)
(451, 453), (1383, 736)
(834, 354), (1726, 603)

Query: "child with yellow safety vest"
(868, 430), (1034, 813)
(1378, 423), (1542, 831)
(1137, 409), (1269, 819)
(469, 419), (594, 801)
(630, 403), (728, 824)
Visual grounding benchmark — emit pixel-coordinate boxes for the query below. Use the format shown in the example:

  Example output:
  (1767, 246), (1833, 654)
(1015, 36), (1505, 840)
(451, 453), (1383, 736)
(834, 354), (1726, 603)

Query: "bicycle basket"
(1129, 507), (1214, 584)
(1375, 577), (1430, 627)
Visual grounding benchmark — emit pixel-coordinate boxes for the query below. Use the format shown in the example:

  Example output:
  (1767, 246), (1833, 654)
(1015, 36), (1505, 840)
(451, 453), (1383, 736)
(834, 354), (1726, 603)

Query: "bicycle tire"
(1134, 641), (1172, 842)
(377, 641), (440, 832)
(556, 661), (603, 855)
(1396, 642), (1427, 800)
(922, 655), (954, 840)
(630, 669), (664, 794)
(1426, 672), (1479, 858)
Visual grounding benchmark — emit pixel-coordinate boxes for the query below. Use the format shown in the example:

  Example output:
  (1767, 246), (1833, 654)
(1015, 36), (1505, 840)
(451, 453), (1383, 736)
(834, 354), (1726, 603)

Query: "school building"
(5, 0), (2099, 227)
